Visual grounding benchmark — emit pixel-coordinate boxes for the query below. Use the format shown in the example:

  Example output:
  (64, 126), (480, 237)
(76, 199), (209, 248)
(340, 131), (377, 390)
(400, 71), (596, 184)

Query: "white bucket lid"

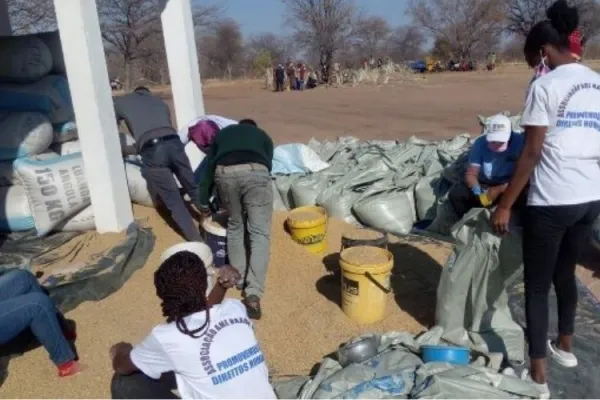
(202, 213), (227, 237)
(160, 242), (216, 295)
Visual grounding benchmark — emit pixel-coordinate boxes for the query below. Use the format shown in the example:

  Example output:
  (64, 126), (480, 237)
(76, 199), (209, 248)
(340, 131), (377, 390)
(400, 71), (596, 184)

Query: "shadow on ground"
(315, 239), (445, 328)
(388, 241), (443, 328)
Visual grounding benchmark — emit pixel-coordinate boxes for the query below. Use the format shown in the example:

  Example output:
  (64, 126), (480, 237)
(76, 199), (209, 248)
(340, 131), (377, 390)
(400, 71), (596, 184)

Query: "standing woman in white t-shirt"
(491, 0), (600, 395)
(109, 252), (276, 399)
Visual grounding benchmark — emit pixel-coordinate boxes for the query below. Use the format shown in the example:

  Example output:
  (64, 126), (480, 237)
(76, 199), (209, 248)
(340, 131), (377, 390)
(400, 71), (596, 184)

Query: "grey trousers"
(215, 164), (273, 298)
(140, 138), (201, 242)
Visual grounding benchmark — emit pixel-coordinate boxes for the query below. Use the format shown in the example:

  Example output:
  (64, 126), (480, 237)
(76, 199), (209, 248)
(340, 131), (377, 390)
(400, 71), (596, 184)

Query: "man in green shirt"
(197, 119), (274, 319)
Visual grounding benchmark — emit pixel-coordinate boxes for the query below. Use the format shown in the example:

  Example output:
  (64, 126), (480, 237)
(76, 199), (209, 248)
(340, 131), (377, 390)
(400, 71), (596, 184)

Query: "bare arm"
(111, 343), (139, 375)
(464, 165), (480, 190)
(496, 127), (546, 210)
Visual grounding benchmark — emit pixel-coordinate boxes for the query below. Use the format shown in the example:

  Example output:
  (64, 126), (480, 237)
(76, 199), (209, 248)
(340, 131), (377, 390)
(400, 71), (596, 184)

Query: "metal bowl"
(337, 336), (380, 367)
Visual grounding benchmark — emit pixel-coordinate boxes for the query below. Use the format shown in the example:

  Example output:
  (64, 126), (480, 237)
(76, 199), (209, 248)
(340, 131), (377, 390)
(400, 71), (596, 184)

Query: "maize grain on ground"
(0, 207), (451, 397)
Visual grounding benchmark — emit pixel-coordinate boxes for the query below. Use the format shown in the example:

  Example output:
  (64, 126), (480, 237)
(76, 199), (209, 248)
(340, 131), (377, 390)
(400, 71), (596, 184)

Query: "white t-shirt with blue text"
(130, 299), (275, 399)
(468, 133), (524, 185)
(521, 63), (600, 206)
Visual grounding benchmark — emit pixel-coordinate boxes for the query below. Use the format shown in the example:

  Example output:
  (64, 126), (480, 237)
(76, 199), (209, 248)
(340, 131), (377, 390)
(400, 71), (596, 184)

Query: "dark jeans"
(523, 200), (600, 359)
(0, 269), (74, 366)
(275, 79), (284, 92)
(111, 372), (179, 399)
(448, 182), (527, 219)
(140, 137), (201, 241)
(215, 164), (273, 298)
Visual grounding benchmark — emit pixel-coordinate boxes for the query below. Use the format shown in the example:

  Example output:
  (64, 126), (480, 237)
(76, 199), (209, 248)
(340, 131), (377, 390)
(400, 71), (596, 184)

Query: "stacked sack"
(0, 33), (102, 235)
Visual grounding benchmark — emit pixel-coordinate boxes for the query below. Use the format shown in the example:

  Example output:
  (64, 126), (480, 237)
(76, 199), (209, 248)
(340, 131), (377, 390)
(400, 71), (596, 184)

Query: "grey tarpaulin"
(433, 208), (525, 362)
(0, 230), (81, 272)
(272, 329), (542, 399)
(507, 267), (600, 398)
(0, 222), (154, 313)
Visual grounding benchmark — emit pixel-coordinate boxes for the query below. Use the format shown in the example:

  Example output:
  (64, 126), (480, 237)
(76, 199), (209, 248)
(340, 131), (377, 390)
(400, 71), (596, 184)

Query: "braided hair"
(524, 0), (579, 61)
(154, 251), (210, 338)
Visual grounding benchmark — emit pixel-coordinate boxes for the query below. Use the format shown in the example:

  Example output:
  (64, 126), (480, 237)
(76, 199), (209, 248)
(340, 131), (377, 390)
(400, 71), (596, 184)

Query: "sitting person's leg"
(111, 371), (179, 399)
(448, 183), (480, 219)
(0, 270), (79, 376)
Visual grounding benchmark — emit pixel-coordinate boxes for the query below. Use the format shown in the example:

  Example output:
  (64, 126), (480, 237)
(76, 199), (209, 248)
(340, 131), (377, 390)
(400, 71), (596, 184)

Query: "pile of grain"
(289, 210), (322, 222)
(31, 230), (127, 281)
(340, 246), (389, 265)
(343, 227), (385, 241)
(0, 206), (451, 397)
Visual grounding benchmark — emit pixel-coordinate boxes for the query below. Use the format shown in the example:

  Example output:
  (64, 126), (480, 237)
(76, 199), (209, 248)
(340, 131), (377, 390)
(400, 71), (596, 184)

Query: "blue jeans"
(0, 269), (74, 366)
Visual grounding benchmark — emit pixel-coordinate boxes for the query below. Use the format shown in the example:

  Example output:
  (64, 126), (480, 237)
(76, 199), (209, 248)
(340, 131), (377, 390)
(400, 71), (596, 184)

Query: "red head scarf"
(569, 30), (583, 60)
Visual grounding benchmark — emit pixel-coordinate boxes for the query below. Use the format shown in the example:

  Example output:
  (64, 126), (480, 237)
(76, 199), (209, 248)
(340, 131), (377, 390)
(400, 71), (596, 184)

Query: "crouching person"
(449, 114), (525, 219)
(0, 269), (80, 377)
(196, 119), (274, 320)
(110, 251), (275, 399)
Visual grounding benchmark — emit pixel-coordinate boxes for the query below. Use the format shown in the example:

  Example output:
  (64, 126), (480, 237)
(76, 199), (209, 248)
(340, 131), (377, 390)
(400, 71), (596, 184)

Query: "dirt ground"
(176, 64), (534, 144)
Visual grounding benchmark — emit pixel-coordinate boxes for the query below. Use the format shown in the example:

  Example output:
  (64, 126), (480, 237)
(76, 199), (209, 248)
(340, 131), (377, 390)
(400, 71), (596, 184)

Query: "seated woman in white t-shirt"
(491, 0), (600, 397)
(109, 251), (276, 399)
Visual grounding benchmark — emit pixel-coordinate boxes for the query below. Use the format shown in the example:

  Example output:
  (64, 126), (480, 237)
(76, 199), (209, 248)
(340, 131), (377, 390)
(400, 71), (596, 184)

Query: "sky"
(199, 0), (409, 37)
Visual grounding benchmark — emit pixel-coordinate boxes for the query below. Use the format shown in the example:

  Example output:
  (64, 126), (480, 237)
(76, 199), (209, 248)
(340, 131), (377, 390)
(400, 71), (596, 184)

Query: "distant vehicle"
(408, 60), (426, 73)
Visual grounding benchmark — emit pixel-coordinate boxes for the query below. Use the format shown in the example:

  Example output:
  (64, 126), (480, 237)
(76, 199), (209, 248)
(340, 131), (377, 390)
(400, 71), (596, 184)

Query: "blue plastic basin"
(421, 345), (470, 365)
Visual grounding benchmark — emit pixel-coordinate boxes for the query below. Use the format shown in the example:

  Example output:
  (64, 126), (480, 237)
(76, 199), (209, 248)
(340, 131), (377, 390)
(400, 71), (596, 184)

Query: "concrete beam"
(0, 0), (11, 36)
(53, 0), (133, 233)
(160, 0), (205, 129)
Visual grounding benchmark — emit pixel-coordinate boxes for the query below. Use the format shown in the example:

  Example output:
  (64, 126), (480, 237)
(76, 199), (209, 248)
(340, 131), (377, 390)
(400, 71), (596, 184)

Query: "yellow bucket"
(339, 246), (393, 324)
(287, 206), (328, 247)
(303, 239), (328, 255)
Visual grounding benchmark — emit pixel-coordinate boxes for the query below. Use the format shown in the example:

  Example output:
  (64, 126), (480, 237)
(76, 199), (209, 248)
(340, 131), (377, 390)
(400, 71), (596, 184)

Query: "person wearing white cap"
(448, 114), (525, 219)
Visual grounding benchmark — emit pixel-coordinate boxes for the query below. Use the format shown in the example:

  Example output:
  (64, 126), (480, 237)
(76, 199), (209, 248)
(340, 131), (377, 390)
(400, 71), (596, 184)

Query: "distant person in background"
(448, 114), (525, 219)
(298, 63), (308, 90)
(275, 64), (285, 92)
(196, 119), (274, 320)
(0, 269), (80, 377)
(114, 87), (201, 242)
(286, 62), (296, 91)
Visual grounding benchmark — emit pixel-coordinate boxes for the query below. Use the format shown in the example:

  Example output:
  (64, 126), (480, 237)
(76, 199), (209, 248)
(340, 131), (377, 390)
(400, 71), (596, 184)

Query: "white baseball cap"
(484, 115), (512, 142)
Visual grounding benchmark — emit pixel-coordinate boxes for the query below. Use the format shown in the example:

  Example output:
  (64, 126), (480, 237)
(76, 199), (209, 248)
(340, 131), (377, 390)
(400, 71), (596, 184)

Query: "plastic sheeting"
(273, 329), (542, 399)
(272, 144), (330, 175)
(0, 222), (154, 312)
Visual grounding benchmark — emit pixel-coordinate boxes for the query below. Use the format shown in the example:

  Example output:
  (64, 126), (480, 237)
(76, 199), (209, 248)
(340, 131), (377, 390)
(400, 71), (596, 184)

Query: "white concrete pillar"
(160, 0), (205, 129)
(0, 0), (11, 36)
(53, 0), (133, 233)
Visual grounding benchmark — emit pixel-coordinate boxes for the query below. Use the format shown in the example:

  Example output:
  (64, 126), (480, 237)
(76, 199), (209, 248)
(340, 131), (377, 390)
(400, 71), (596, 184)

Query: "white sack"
(0, 75), (74, 127)
(35, 31), (66, 75)
(415, 175), (440, 221)
(125, 161), (154, 207)
(0, 36), (53, 83)
(272, 144), (330, 174)
(272, 180), (288, 211)
(53, 121), (78, 144)
(15, 153), (90, 237)
(0, 185), (35, 232)
(55, 205), (95, 232)
(0, 112), (53, 160)
(353, 189), (417, 235)
(51, 140), (81, 156)
(178, 114), (238, 144)
(291, 174), (327, 207)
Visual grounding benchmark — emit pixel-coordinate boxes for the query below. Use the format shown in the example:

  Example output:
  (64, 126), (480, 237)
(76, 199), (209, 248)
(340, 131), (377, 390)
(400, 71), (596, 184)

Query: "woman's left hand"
(491, 206), (511, 235)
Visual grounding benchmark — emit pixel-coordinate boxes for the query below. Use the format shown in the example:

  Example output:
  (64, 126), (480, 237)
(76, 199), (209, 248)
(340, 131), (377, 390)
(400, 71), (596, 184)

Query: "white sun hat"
(484, 114), (512, 142)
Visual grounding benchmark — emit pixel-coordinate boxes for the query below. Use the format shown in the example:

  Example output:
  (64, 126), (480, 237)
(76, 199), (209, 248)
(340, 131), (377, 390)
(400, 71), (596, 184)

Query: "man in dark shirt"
(114, 87), (201, 242)
(197, 119), (274, 319)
